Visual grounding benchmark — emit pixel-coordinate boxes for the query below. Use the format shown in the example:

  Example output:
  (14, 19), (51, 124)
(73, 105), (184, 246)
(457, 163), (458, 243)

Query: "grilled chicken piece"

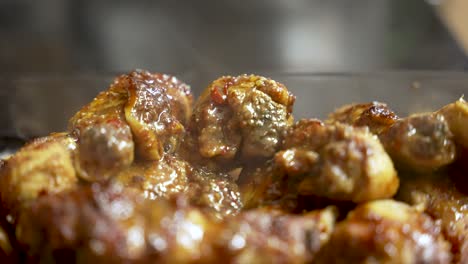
(437, 97), (468, 148)
(397, 174), (468, 263)
(114, 155), (190, 200)
(182, 74), (295, 171)
(17, 184), (336, 263)
(0, 133), (77, 219)
(69, 70), (192, 181)
(281, 120), (398, 203)
(327, 101), (399, 134)
(315, 200), (453, 264)
(379, 113), (456, 172)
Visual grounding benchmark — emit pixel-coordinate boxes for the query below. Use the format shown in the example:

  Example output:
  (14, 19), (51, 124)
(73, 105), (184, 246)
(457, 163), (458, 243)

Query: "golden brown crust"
(327, 101), (399, 134)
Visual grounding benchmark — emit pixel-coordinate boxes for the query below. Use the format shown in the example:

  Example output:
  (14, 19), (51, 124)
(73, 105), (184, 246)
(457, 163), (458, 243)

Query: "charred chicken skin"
(0, 71), (467, 263)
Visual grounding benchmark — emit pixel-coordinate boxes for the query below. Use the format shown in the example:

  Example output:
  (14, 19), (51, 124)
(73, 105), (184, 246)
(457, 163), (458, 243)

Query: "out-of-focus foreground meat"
(397, 174), (468, 263)
(124, 71), (193, 160)
(315, 200), (453, 264)
(182, 74), (295, 171)
(17, 184), (336, 263)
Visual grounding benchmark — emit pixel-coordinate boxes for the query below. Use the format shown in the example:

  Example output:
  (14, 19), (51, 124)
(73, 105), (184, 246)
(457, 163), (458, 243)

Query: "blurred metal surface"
(2, 72), (467, 138)
(0, 0), (466, 76)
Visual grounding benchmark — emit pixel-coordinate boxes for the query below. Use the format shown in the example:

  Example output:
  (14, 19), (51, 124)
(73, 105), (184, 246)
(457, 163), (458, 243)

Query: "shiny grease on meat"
(182, 74), (295, 171)
(17, 184), (336, 263)
(1, 72), (468, 264)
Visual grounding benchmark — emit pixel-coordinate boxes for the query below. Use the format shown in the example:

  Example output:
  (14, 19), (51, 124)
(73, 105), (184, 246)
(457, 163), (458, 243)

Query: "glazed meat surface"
(315, 200), (453, 264)
(68, 73), (135, 181)
(69, 70), (192, 181)
(1, 72), (468, 263)
(17, 184), (336, 263)
(182, 74), (295, 171)
(379, 113), (456, 172)
(114, 155), (190, 200)
(123, 70), (193, 160)
(327, 101), (399, 134)
(251, 120), (397, 203)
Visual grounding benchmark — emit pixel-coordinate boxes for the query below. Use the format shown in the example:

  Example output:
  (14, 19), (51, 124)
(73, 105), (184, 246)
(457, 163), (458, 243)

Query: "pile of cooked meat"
(0, 70), (467, 263)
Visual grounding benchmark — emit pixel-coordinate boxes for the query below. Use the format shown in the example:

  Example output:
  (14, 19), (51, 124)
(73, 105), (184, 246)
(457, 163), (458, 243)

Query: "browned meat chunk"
(69, 73), (135, 181)
(437, 97), (468, 148)
(17, 184), (335, 263)
(114, 155), (190, 200)
(182, 74), (295, 171)
(327, 101), (399, 134)
(379, 113), (456, 172)
(315, 200), (453, 264)
(397, 175), (468, 263)
(0, 133), (77, 218)
(69, 70), (193, 181)
(280, 120), (398, 203)
(124, 70), (193, 160)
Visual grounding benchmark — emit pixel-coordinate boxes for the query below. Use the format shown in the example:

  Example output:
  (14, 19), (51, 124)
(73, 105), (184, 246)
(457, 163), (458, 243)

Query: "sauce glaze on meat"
(0, 70), (467, 263)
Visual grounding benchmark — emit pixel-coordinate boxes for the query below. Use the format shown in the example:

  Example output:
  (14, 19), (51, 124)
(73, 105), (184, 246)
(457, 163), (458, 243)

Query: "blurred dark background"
(0, 0), (467, 76)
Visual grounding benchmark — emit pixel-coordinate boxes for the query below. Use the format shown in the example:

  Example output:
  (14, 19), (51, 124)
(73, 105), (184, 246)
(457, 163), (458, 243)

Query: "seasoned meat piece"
(379, 113), (456, 172)
(437, 97), (468, 148)
(183, 74), (295, 171)
(187, 169), (242, 218)
(0, 133), (77, 218)
(114, 155), (190, 200)
(17, 184), (336, 263)
(69, 70), (192, 180)
(124, 70), (193, 160)
(397, 175), (468, 263)
(69, 73), (134, 181)
(315, 200), (453, 264)
(327, 101), (399, 134)
(280, 120), (398, 203)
